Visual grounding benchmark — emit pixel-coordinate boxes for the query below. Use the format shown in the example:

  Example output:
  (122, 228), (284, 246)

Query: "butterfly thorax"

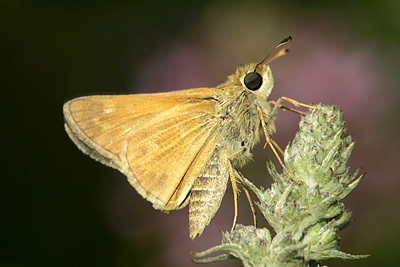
(213, 63), (277, 167)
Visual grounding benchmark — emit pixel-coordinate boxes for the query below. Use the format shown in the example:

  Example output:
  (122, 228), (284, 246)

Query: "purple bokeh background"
(2, 1), (398, 266)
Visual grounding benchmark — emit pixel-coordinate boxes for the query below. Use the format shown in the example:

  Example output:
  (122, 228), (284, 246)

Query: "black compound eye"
(244, 72), (262, 90)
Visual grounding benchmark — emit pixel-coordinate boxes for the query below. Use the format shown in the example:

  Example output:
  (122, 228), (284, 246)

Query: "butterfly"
(63, 36), (314, 239)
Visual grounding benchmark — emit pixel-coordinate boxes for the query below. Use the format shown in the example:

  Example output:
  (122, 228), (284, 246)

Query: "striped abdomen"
(189, 146), (229, 239)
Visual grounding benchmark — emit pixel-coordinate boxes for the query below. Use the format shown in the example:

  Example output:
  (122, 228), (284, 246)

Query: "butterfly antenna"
(253, 36), (292, 71)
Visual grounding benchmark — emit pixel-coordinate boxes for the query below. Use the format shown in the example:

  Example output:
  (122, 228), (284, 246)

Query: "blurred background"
(1, 1), (399, 266)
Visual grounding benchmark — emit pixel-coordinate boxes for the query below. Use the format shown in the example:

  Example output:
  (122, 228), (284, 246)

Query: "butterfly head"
(239, 63), (274, 98)
(222, 36), (291, 100)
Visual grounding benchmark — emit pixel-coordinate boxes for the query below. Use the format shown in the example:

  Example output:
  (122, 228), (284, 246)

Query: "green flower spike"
(193, 104), (369, 266)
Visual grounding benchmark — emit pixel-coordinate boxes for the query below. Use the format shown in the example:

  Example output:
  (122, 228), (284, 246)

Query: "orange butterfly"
(64, 36), (314, 239)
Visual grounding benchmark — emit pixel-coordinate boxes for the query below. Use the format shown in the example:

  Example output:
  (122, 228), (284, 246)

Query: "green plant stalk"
(193, 104), (368, 266)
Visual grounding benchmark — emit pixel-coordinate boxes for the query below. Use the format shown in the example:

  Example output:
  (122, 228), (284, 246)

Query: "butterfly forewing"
(64, 88), (221, 210)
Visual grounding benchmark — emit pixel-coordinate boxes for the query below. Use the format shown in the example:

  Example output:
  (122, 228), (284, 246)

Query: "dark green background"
(2, 1), (399, 266)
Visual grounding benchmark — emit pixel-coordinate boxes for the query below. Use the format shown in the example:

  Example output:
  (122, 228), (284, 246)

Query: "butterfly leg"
(227, 146), (247, 232)
(237, 172), (257, 227)
(277, 96), (317, 110)
(268, 100), (306, 115)
(243, 185), (257, 227)
(270, 138), (284, 156)
(269, 97), (317, 119)
(257, 106), (298, 184)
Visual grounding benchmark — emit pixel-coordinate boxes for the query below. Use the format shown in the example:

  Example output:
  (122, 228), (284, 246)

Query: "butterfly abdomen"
(188, 146), (229, 239)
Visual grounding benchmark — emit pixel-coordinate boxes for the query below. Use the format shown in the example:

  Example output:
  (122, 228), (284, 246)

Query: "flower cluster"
(193, 104), (368, 266)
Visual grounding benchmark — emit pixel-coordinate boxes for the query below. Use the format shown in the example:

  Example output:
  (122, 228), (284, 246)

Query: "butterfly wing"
(63, 88), (221, 210)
